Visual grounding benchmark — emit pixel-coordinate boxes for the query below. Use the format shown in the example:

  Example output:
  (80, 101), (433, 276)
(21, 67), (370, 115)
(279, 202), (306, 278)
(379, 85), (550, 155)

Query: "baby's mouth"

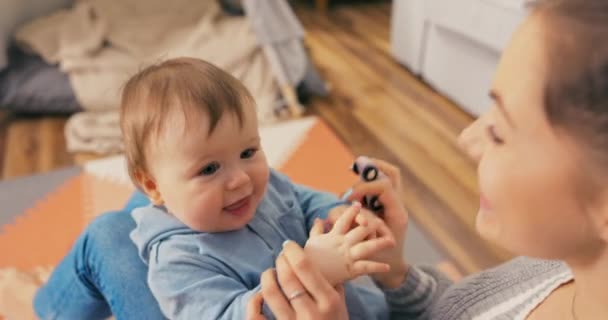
(224, 195), (252, 214)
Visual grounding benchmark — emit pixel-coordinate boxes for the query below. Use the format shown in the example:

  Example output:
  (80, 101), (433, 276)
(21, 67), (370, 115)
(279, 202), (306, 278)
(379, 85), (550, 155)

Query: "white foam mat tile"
(83, 155), (132, 185)
(260, 117), (317, 168)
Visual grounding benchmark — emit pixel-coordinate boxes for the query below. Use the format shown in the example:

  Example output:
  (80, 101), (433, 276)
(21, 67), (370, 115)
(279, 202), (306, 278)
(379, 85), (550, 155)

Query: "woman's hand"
(346, 158), (410, 288)
(247, 241), (349, 320)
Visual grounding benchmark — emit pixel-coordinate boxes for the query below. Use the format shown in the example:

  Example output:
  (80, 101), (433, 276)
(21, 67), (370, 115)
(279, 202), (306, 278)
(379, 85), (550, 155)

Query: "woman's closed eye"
(486, 125), (505, 145)
(241, 148), (258, 159)
(199, 162), (221, 176)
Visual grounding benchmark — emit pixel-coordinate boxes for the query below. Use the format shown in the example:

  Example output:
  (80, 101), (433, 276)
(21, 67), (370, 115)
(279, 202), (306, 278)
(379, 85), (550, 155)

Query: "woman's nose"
(458, 114), (487, 164)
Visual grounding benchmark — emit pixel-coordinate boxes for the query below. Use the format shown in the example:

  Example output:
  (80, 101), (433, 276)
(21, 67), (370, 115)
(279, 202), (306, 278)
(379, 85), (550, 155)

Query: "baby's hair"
(119, 57), (255, 189)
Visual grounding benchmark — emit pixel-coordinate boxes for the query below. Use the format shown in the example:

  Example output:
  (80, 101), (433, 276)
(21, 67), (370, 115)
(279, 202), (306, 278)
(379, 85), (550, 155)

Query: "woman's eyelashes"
(486, 125), (505, 145)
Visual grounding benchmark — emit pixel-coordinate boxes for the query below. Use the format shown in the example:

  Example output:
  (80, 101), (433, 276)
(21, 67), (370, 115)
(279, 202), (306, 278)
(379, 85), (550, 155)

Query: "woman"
(248, 0), (608, 319)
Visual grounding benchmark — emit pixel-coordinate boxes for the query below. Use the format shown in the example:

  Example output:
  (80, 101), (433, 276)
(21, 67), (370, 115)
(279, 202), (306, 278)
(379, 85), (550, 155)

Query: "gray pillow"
(0, 45), (80, 114)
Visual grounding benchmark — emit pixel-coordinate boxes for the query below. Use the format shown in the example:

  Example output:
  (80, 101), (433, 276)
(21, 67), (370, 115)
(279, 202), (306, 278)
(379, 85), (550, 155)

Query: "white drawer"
(425, 0), (528, 52)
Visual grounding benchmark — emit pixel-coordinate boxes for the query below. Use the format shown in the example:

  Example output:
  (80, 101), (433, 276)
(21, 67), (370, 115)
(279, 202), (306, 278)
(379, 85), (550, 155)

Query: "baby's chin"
(188, 208), (259, 233)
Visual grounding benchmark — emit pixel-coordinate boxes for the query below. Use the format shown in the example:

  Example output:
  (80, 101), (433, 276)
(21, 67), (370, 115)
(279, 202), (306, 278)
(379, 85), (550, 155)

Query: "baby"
(123, 57), (394, 319)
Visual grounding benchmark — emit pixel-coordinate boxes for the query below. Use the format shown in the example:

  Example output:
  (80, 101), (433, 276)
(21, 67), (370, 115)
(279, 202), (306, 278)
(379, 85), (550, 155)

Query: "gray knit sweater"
(381, 257), (572, 320)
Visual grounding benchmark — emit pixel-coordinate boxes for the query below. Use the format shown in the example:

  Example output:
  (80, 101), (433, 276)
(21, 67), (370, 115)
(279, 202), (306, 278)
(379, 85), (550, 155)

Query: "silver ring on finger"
(287, 290), (307, 301)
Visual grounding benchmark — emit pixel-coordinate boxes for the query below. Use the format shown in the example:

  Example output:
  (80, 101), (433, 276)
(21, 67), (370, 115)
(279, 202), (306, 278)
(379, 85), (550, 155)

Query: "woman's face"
(466, 14), (603, 260)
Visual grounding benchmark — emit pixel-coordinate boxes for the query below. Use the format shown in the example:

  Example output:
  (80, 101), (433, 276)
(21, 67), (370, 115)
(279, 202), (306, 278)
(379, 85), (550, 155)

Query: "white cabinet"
(390, 0), (528, 116)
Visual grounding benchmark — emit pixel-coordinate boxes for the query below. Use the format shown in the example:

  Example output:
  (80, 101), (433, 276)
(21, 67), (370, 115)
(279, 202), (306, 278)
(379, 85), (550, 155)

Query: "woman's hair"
(531, 0), (608, 164)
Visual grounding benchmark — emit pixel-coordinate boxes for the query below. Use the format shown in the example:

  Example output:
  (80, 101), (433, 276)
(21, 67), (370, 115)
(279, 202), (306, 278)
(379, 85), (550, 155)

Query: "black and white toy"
(351, 156), (385, 212)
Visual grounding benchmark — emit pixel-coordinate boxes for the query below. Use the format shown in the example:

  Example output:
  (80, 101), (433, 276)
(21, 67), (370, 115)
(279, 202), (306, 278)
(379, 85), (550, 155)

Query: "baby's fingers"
(356, 212), (393, 241)
(344, 225), (375, 245)
(332, 202), (362, 235)
(350, 261), (390, 277)
(350, 237), (395, 261)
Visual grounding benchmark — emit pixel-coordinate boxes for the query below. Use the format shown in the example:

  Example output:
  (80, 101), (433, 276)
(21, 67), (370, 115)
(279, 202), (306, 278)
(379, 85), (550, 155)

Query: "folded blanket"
(64, 111), (122, 154)
(16, 0), (280, 154)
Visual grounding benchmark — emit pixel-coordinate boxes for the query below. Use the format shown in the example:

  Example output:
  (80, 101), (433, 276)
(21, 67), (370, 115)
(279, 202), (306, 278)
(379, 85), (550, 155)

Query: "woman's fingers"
(347, 179), (393, 204)
(372, 215), (394, 239)
(332, 202), (362, 235)
(260, 269), (293, 320)
(335, 283), (345, 300)
(276, 254), (316, 311)
(367, 158), (402, 189)
(245, 291), (266, 320)
(310, 218), (325, 237)
(281, 241), (341, 307)
(347, 180), (404, 224)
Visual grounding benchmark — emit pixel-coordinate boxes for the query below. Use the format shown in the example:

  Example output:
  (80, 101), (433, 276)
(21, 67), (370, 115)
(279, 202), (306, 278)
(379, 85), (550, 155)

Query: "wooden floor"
(0, 113), (71, 179)
(299, 1), (511, 273)
(0, 1), (511, 274)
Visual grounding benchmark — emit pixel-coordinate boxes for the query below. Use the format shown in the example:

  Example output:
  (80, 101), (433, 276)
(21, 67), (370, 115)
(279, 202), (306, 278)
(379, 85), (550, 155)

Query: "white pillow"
(0, 0), (72, 69)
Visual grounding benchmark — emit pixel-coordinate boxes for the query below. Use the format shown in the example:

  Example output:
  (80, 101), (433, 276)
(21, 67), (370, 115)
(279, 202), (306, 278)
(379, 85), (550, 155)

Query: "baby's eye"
(241, 148), (258, 159)
(199, 162), (220, 176)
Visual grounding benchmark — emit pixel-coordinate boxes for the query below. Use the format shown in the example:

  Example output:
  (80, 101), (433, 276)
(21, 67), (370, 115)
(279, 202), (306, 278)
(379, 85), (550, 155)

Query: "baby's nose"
(226, 169), (251, 190)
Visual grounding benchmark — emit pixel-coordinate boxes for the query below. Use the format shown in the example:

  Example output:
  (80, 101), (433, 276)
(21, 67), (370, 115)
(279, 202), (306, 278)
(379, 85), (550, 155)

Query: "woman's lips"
(480, 194), (492, 211)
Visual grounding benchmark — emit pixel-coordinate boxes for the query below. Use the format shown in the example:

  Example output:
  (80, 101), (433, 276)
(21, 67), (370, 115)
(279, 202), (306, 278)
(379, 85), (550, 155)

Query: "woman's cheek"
(476, 150), (512, 240)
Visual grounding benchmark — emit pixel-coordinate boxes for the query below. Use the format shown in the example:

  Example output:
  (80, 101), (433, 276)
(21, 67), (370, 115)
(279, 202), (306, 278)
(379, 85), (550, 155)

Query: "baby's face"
(146, 105), (269, 232)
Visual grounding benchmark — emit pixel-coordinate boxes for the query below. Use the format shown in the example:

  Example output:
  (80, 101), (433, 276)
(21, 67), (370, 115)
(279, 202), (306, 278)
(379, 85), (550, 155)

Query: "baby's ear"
(135, 170), (164, 205)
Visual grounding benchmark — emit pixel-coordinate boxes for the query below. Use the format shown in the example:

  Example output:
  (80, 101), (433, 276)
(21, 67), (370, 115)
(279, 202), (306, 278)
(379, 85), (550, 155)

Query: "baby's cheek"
(193, 193), (223, 213)
(160, 190), (185, 216)
(182, 193), (221, 223)
(252, 166), (270, 192)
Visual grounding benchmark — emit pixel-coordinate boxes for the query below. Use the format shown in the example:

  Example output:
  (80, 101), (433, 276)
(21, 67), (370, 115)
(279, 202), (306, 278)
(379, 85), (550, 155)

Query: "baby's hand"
(326, 205), (383, 240)
(304, 202), (395, 286)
